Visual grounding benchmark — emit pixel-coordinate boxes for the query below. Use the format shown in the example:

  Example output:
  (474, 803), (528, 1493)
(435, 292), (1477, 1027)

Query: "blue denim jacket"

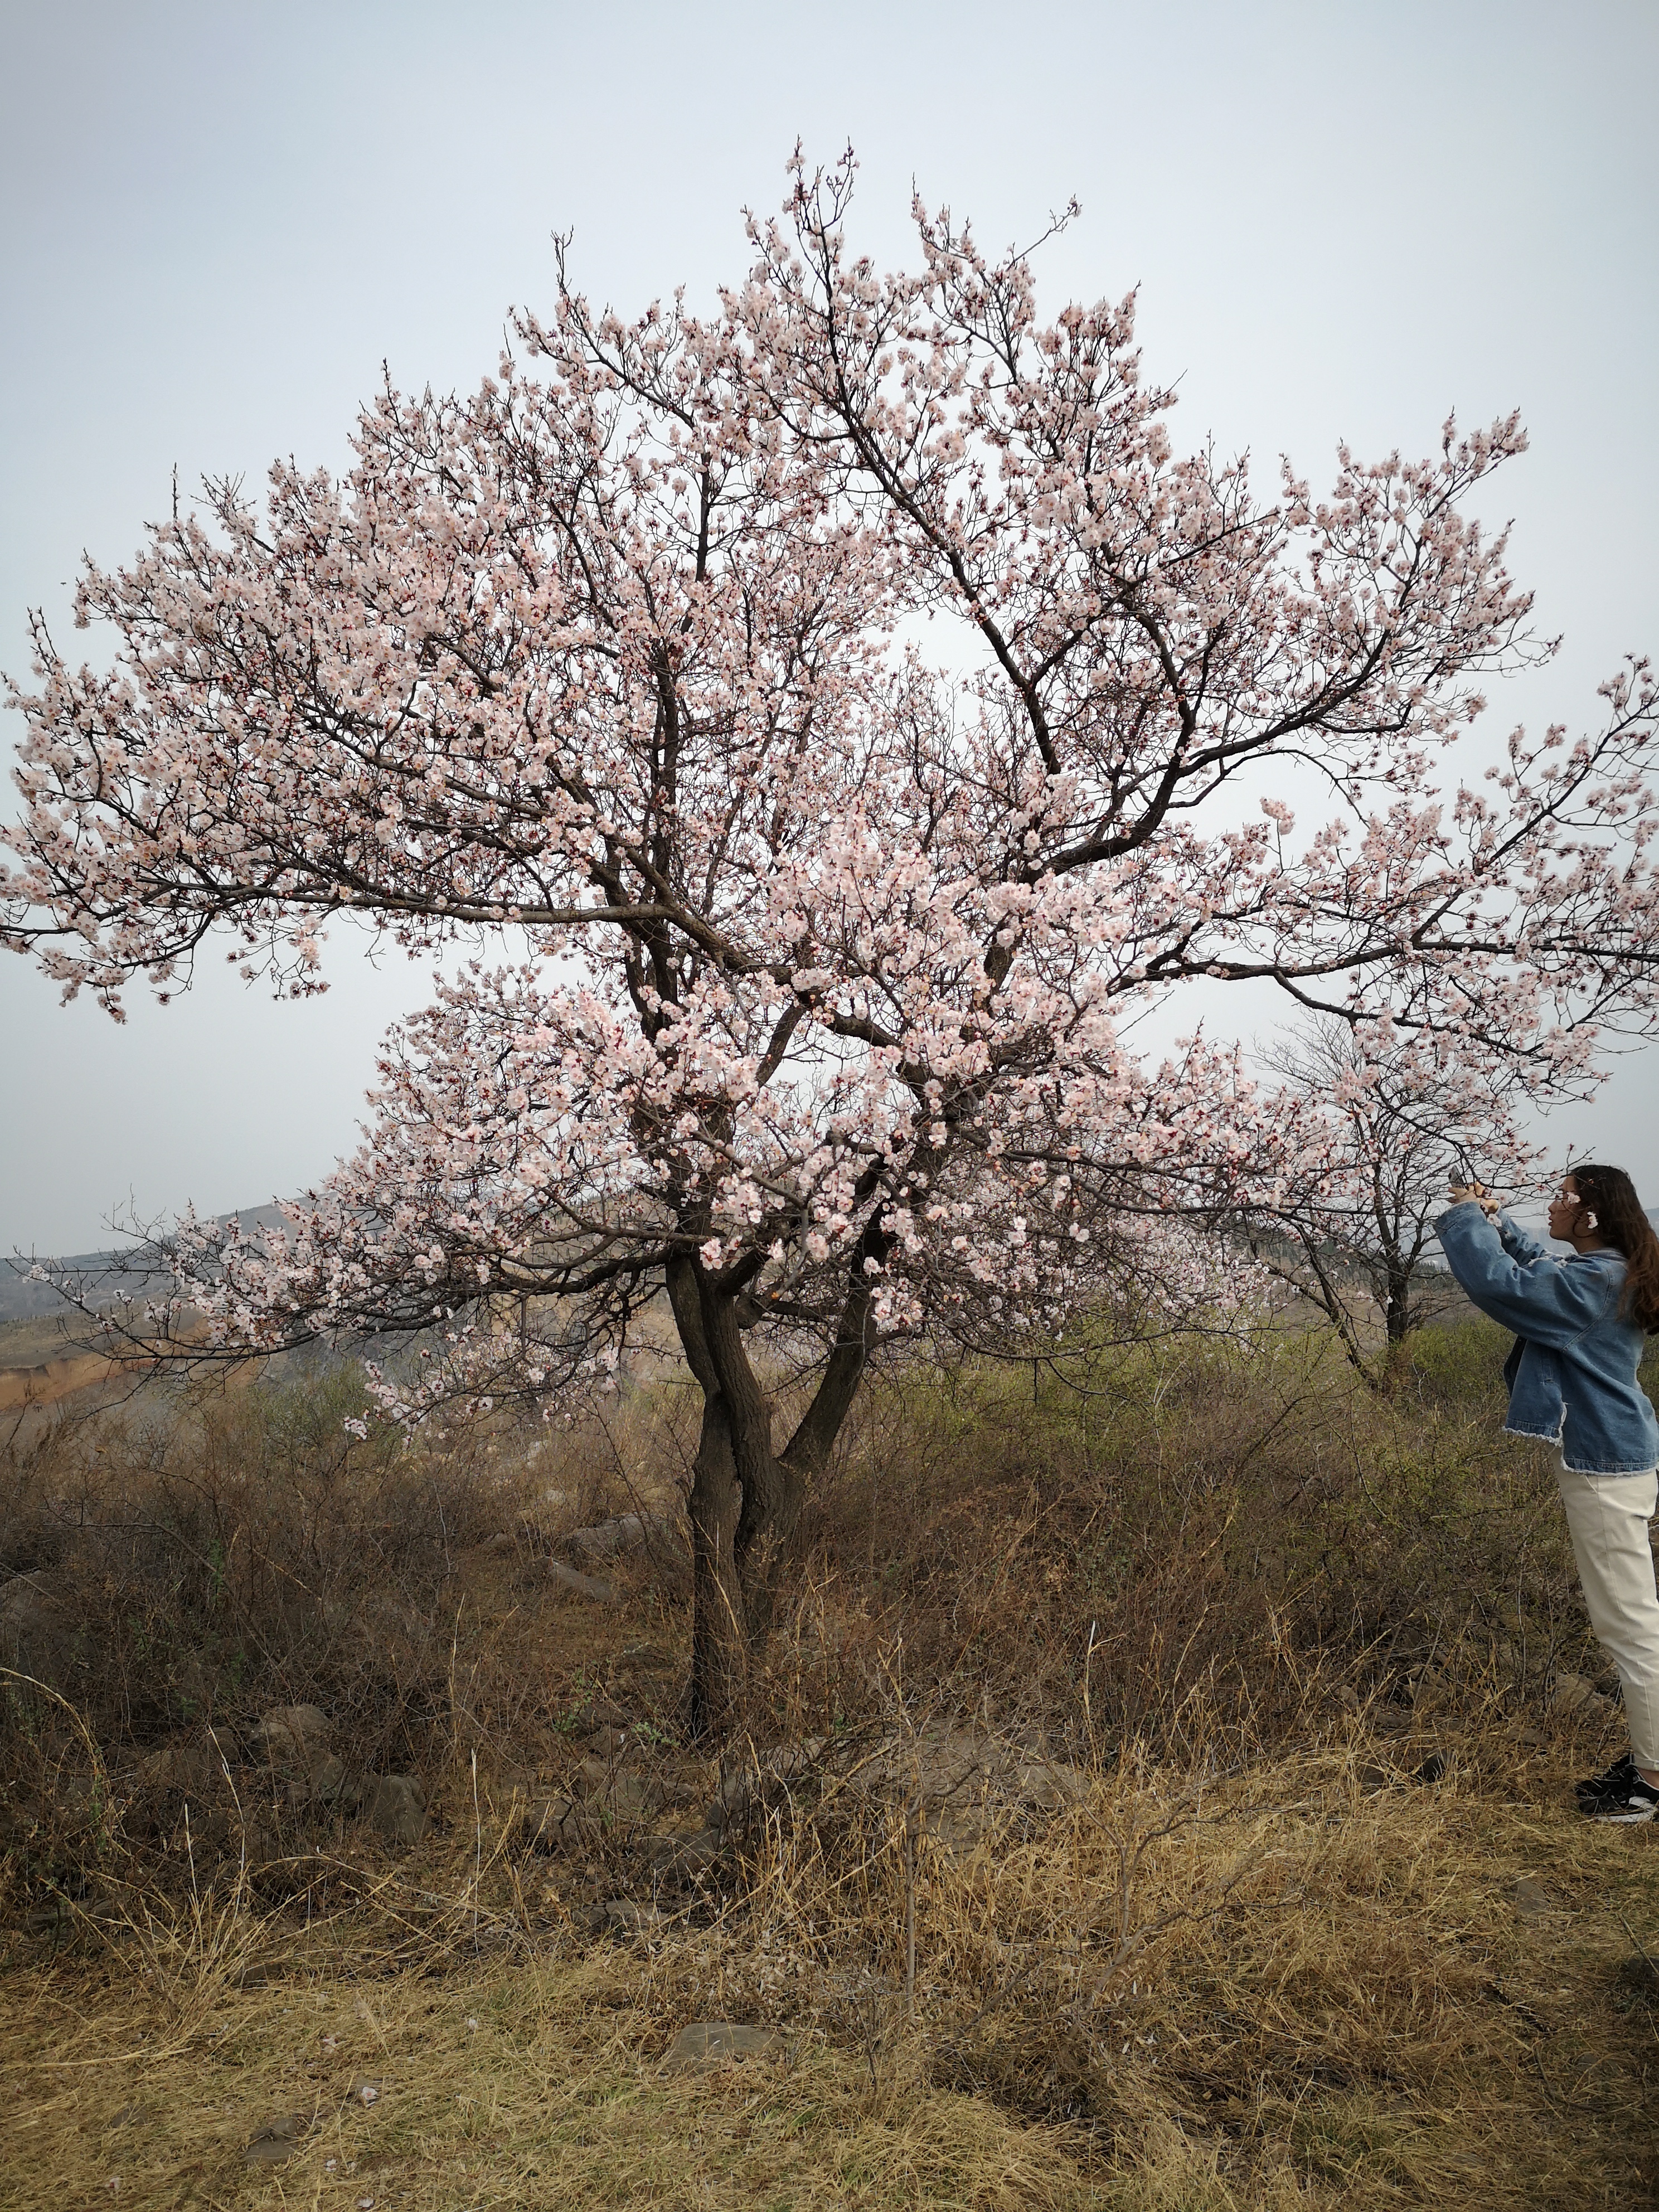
(1435, 1201), (1659, 1474)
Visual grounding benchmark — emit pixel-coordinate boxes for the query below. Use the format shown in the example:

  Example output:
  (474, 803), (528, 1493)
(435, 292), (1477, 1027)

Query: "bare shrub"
(0, 1313), (1635, 1922)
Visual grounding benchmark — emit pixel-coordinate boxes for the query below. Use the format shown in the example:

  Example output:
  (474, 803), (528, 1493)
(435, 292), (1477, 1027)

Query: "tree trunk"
(683, 1385), (748, 1736)
(668, 1236), (883, 1737)
(1378, 1267), (1414, 1391)
(667, 1258), (754, 1735)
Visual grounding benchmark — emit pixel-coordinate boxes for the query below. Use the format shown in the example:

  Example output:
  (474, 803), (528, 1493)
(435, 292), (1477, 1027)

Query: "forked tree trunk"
(667, 1243), (880, 1737)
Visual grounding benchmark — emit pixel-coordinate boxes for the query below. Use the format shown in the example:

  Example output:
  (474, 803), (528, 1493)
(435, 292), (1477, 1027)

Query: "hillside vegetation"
(1, 1320), (1656, 2208)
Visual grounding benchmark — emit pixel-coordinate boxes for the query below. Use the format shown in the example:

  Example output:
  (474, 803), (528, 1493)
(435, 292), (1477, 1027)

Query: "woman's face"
(1548, 1177), (1590, 1242)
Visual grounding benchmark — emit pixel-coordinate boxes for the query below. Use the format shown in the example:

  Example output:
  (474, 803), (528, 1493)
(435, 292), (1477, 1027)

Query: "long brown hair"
(1571, 1165), (1659, 1333)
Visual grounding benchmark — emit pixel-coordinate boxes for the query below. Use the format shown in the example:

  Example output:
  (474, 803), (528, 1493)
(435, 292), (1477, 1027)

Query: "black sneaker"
(1577, 1769), (1659, 1823)
(1576, 1754), (1637, 1801)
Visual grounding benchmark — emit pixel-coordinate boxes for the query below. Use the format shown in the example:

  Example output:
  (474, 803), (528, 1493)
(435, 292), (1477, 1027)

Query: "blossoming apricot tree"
(7, 161), (1657, 1724)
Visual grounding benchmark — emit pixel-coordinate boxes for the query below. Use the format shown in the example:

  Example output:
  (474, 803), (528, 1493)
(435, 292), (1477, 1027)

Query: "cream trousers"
(1555, 1459), (1659, 1772)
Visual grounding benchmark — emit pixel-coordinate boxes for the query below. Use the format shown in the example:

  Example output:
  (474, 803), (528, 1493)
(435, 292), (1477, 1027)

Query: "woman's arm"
(1494, 1212), (1549, 1265)
(1436, 1202), (1614, 1345)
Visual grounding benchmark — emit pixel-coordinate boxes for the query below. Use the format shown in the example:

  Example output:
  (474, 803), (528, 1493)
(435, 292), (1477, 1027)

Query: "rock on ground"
(361, 1773), (428, 1846)
(249, 1705), (332, 1766)
(1514, 1878), (1559, 1922)
(709, 1725), (1094, 1857)
(545, 1560), (618, 1604)
(566, 1512), (688, 1566)
(663, 2022), (785, 2069)
(647, 1826), (727, 1879)
(577, 1753), (664, 1821)
(1548, 1671), (1612, 1718)
(287, 1749), (349, 1807)
(136, 1734), (224, 1797)
(518, 1794), (601, 1854)
(605, 1899), (667, 1933)
(242, 2114), (309, 2166)
(249, 1706), (355, 1806)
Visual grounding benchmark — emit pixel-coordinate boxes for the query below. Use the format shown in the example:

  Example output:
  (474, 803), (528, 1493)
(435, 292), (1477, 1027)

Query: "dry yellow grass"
(3, 1734), (1655, 2210)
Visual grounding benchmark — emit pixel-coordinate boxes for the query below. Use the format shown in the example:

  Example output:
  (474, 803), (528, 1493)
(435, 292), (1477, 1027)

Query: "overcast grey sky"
(3, 0), (1655, 1253)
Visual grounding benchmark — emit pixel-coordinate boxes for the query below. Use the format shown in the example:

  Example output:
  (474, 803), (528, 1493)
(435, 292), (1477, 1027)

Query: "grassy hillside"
(1, 1322), (1656, 2206)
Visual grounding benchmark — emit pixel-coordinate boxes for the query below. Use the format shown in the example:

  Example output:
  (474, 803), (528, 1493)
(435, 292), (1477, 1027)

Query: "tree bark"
(668, 1234), (884, 1736)
(1377, 1264), (1416, 1391)
(667, 1258), (749, 1736)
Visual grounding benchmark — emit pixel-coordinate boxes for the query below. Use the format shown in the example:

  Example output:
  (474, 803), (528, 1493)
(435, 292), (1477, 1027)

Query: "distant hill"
(0, 1204), (290, 1323)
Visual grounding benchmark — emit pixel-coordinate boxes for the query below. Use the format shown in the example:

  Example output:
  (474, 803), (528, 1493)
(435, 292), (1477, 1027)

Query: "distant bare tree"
(1240, 1018), (1537, 1386)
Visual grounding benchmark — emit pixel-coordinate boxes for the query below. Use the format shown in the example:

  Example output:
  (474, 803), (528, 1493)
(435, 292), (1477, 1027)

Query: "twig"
(472, 1748), (483, 1954)
(903, 1796), (919, 2016)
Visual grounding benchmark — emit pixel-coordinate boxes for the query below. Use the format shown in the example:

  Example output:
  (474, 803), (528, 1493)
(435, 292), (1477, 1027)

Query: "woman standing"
(1438, 1166), (1659, 1822)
